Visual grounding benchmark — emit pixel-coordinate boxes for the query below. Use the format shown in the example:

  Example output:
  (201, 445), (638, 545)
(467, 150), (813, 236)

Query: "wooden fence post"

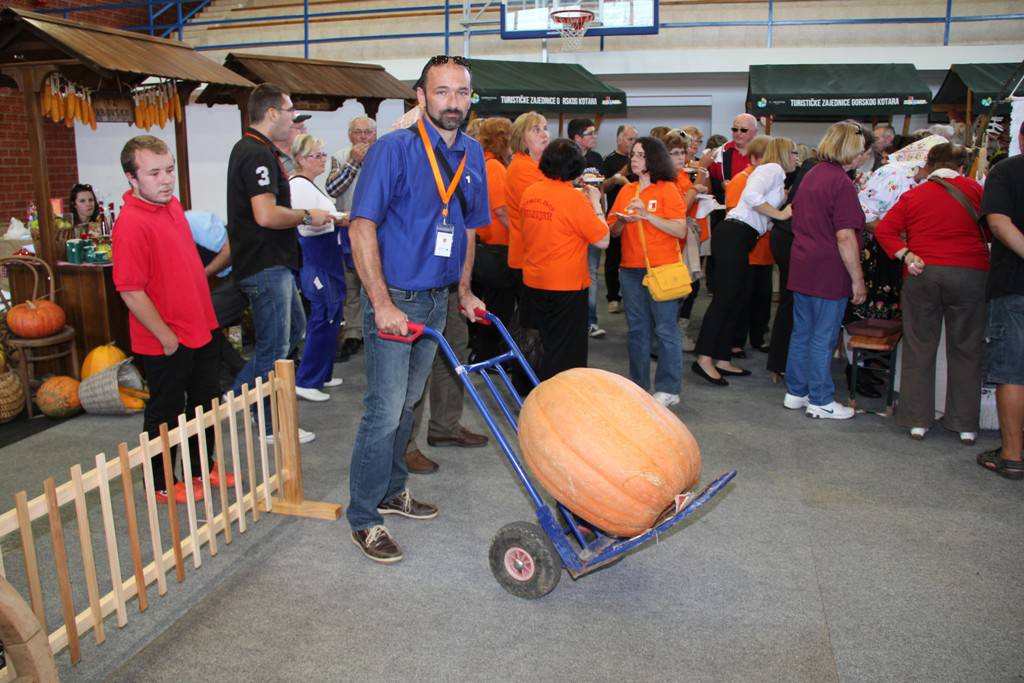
(268, 360), (342, 521)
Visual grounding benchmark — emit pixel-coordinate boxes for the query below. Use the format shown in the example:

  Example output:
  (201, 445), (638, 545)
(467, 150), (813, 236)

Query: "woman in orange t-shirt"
(470, 117), (515, 360)
(608, 137), (689, 407)
(520, 139), (610, 380)
(666, 132), (710, 352)
(505, 111), (549, 328)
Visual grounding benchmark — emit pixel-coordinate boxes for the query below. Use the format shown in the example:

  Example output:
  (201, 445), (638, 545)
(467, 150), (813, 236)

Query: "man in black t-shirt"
(226, 83), (331, 443)
(601, 124), (638, 312)
(977, 120), (1024, 480)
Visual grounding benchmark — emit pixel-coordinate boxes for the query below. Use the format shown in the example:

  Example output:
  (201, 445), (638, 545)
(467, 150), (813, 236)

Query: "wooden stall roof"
(0, 7), (254, 90)
(196, 52), (413, 109)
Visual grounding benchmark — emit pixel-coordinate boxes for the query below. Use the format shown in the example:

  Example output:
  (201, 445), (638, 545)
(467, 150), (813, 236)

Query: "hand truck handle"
(377, 321), (425, 343)
(457, 305), (492, 325)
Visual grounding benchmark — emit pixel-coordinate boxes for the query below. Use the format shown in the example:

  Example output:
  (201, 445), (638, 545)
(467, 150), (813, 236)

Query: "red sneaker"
(156, 481), (204, 504)
(202, 465), (236, 489)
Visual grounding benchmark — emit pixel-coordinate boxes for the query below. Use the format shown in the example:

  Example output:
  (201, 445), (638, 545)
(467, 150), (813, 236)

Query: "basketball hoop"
(550, 9), (594, 51)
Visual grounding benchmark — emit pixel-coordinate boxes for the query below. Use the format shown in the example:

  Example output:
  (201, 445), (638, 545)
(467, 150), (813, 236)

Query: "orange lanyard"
(417, 116), (467, 221)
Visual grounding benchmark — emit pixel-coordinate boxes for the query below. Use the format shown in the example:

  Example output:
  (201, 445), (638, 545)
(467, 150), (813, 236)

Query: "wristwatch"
(301, 209), (313, 226)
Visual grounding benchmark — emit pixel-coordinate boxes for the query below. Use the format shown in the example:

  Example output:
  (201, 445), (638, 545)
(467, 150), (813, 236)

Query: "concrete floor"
(2, 287), (1022, 682)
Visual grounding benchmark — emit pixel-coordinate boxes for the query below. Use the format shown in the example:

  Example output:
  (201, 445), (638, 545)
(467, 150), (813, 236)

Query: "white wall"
(75, 98), (407, 220)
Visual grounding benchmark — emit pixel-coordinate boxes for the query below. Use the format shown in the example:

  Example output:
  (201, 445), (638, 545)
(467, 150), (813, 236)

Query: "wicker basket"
(0, 370), (25, 423)
(79, 359), (145, 415)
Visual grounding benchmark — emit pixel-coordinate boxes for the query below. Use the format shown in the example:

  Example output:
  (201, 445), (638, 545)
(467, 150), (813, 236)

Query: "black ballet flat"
(716, 366), (752, 377)
(691, 361), (729, 386)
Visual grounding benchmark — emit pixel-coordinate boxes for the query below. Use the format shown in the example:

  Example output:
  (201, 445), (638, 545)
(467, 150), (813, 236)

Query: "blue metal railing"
(33, 0), (1024, 55)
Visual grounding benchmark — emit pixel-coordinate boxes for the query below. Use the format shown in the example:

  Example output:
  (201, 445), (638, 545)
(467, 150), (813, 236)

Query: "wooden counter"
(55, 262), (131, 362)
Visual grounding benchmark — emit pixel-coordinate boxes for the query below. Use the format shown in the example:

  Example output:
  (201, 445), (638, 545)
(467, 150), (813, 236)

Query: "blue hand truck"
(381, 310), (736, 599)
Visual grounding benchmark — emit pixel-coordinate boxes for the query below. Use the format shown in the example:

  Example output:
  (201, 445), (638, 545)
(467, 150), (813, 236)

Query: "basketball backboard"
(500, 0), (659, 40)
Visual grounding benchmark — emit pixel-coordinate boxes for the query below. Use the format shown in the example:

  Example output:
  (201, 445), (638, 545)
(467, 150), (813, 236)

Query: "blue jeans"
(620, 267), (682, 394)
(233, 266), (306, 396)
(347, 287), (449, 530)
(587, 245), (601, 327)
(785, 292), (847, 406)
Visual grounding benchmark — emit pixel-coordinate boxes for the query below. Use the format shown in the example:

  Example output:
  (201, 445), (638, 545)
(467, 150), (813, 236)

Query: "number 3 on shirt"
(255, 166), (270, 187)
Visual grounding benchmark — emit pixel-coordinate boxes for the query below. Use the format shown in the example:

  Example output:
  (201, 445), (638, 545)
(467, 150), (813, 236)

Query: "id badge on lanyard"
(418, 116), (467, 260)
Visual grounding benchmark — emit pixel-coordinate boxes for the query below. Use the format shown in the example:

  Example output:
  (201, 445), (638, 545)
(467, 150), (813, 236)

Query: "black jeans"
(141, 337), (220, 491)
(696, 219), (758, 361)
(767, 228), (794, 374)
(604, 234), (623, 302)
(523, 287), (589, 381)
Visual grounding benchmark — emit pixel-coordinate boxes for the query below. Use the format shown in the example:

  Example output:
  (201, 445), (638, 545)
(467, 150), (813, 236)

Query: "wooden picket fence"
(0, 360), (340, 681)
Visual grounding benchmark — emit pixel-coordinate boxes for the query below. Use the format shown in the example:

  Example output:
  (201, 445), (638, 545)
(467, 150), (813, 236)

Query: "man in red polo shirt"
(703, 112), (757, 202)
(113, 135), (234, 504)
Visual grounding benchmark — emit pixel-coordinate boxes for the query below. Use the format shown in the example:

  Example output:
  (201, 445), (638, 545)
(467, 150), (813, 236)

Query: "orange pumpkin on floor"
(35, 376), (82, 418)
(518, 368), (702, 537)
(82, 342), (127, 379)
(7, 300), (65, 339)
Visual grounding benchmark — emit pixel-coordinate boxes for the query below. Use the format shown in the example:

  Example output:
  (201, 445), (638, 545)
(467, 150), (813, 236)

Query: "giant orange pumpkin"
(35, 376), (82, 418)
(518, 368), (701, 537)
(7, 300), (66, 339)
(82, 343), (127, 379)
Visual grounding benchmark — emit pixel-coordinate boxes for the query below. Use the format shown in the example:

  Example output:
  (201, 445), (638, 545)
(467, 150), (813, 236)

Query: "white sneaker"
(959, 431), (977, 445)
(652, 392), (680, 407)
(588, 324), (606, 338)
(806, 401), (855, 420)
(322, 377), (344, 388)
(909, 427), (928, 440)
(783, 393), (809, 410)
(295, 386), (330, 402)
(264, 428), (316, 445)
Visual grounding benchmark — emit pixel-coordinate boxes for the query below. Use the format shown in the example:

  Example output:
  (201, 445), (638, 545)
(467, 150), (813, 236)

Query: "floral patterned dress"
(854, 164), (920, 320)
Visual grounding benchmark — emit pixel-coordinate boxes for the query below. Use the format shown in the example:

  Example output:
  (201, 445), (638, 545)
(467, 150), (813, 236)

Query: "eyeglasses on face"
(731, 127), (750, 133)
(427, 54), (472, 70)
(306, 152), (328, 159)
(273, 106), (296, 116)
(581, 130), (596, 137)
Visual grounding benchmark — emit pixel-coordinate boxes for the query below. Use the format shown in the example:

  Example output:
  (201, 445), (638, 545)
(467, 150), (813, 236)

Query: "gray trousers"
(406, 291), (467, 451)
(342, 266), (363, 341)
(897, 265), (988, 431)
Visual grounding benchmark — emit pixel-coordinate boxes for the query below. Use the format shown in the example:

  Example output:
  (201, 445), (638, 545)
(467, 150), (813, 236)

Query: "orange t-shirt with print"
(505, 152), (545, 268)
(477, 154), (509, 245)
(726, 166), (774, 266)
(610, 180), (687, 268)
(521, 179), (609, 291)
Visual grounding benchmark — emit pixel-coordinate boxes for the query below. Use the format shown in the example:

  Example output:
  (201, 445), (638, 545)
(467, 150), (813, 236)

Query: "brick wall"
(0, 1), (148, 224)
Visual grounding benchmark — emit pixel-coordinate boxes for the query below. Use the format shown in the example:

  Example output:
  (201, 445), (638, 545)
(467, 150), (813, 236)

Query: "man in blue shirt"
(347, 55), (489, 563)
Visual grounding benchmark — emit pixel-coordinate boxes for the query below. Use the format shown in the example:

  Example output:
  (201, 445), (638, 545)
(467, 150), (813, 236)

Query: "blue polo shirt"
(351, 120), (490, 290)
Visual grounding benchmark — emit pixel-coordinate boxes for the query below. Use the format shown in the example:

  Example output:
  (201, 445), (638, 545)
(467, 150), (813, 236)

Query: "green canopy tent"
(931, 63), (1019, 144)
(747, 63), (932, 133)
(467, 59), (626, 132)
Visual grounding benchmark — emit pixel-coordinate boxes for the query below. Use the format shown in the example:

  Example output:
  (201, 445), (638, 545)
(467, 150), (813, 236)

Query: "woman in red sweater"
(875, 143), (989, 444)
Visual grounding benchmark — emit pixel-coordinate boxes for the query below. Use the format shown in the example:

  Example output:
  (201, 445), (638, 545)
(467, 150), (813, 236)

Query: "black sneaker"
(377, 489), (438, 520)
(351, 525), (402, 563)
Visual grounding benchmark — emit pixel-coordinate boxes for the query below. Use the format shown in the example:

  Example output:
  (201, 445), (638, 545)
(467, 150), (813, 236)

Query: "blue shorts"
(985, 294), (1024, 385)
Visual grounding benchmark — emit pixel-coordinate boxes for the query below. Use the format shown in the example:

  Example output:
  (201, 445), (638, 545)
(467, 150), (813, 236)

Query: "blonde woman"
(784, 122), (872, 419)
(505, 111), (549, 327)
(289, 134), (347, 401)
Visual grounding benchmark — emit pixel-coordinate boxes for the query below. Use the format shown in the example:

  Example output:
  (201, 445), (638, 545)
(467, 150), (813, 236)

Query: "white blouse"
(725, 163), (786, 236)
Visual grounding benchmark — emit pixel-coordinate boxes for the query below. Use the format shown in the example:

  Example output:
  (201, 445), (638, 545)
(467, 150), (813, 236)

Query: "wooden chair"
(846, 321), (903, 417)
(0, 256), (79, 418)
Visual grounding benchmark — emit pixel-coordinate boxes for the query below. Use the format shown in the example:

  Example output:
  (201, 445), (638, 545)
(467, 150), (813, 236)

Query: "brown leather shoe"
(351, 525), (402, 563)
(427, 425), (489, 448)
(404, 448), (439, 474)
(377, 489), (438, 520)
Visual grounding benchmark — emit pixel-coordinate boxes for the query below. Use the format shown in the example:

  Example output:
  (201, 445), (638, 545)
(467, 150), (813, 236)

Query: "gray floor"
(2, 287), (1023, 682)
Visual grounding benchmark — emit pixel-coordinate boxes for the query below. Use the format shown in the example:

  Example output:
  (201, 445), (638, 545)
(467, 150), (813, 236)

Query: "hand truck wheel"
(489, 521), (561, 599)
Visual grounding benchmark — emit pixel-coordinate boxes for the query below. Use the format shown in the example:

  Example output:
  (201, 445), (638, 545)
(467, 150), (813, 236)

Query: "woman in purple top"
(784, 122), (872, 420)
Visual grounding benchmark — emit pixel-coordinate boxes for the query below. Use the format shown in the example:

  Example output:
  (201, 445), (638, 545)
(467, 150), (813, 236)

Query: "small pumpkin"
(82, 343), (127, 379)
(7, 300), (66, 339)
(518, 368), (702, 538)
(35, 375), (82, 419)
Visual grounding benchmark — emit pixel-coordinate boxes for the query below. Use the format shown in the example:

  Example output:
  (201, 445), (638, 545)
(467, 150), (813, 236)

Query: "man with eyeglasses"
(569, 118), (608, 338)
(703, 113), (757, 202)
(345, 55), (489, 563)
(225, 83), (332, 445)
(325, 116), (378, 362)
